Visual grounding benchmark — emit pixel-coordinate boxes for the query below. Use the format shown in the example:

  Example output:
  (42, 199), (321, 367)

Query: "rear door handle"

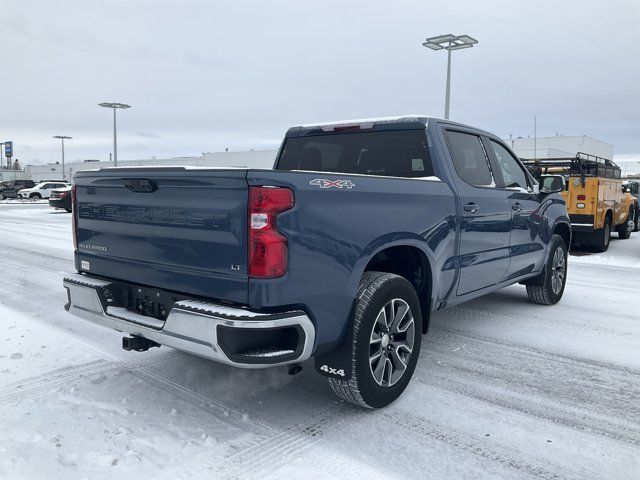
(511, 202), (523, 212)
(463, 203), (479, 213)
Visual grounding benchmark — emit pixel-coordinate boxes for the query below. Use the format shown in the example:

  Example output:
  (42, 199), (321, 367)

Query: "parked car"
(623, 180), (640, 231)
(49, 186), (72, 212)
(63, 116), (571, 408)
(18, 181), (70, 199)
(0, 180), (36, 199)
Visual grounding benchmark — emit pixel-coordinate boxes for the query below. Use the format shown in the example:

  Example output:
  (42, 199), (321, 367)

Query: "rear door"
(40, 183), (54, 196)
(443, 129), (512, 295)
(74, 167), (249, 304)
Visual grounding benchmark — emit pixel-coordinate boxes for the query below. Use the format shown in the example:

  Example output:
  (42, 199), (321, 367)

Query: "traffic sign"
(4, 141), (12, 157)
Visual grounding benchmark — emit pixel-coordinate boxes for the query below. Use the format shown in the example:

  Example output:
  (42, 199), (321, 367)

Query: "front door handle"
(511, 202), (523, 212)
(463, 203), (479, 213)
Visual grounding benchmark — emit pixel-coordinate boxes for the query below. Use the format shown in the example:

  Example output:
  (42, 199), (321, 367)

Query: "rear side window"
(276, 130), (434, 178)
(445, 131), (494, 187)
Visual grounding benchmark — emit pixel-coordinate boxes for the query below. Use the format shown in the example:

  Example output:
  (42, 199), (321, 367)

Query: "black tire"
(526, 234), (568, 305)
(30, 193), (42, 200)
(329, 272), (422, 409)
(591, 215), (611, 252)
(617, 209), (633, 240)
(65, 208), (72, 213)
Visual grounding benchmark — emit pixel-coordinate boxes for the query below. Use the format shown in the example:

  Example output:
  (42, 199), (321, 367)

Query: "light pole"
(422, 34), (478, 120)
(53, 136), (72, 181)
(98, 102), (130, 166)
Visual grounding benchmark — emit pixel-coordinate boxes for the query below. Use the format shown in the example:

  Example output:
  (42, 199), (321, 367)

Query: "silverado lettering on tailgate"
(78, 204), (228, 230)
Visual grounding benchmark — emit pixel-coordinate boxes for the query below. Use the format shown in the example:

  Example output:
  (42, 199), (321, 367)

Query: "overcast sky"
(2, 0), (639, 168)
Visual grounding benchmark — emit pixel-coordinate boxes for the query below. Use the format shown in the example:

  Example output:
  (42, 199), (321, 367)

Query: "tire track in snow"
(382, 410), (589, 480)
(210, 402), (352, 480)
(168, 377), (352, 480)
(130, 367), (276, 436)
(260, 377), (593, 480)
(429, 327), (640, 409)
(0, 351), (178, 405)
(447, 300), (640, 340)
(297, 378), (609, 480)
(417, 373), (640, 448)
(415, 328), (640, 446)
(0, 348), (281, 438)
(436, 324), (640, 379)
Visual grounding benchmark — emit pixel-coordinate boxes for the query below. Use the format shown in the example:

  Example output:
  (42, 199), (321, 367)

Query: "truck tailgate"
(73, 167), (249, 304)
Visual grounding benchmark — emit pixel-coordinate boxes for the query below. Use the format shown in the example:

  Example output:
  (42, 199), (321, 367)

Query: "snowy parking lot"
(0, 203), (639, 480)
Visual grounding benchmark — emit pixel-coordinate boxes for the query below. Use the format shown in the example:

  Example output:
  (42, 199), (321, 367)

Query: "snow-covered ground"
(0, 203), (639, 480)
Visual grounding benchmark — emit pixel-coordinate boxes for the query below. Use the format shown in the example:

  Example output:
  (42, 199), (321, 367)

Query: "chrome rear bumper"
(63, 272), (315, 368)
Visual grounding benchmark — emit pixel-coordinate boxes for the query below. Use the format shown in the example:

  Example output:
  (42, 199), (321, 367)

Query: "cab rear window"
(276, 130), (434, 178)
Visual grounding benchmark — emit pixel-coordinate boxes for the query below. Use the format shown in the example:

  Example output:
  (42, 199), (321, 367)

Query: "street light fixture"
(422, 34), (478, 120)
(52, 136), (72, 181)
(98, 102), (131, 166)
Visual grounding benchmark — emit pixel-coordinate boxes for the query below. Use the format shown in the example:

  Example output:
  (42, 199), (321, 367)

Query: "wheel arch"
(361, 242), (434, 334)
(552, 221), (571, 249)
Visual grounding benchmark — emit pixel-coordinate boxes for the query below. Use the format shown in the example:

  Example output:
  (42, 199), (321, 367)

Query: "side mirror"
(540, 175), (565, 194)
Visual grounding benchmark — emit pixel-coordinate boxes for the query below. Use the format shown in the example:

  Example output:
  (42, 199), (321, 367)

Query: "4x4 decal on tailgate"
(309, 179), (355, 189)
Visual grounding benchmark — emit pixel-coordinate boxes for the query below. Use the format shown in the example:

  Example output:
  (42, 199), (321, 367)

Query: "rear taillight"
(248, 186), (294, 278)
(59, 191), (68, 199)
(71, 185), (78, 251)
(577, 194), (586, 201)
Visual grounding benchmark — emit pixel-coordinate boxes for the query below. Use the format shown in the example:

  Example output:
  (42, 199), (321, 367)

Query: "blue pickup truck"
(63, 116), (570, 408)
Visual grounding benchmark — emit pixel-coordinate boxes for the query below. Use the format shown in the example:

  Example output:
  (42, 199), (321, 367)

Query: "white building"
(506, 135), (614, 160)
(1, 149), (278, 183)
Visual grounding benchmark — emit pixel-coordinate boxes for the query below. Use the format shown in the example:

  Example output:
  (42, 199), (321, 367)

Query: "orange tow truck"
(524, 153), (637, 251)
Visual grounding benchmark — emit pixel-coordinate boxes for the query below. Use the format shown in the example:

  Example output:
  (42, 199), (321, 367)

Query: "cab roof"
(285, 115), (495, 138)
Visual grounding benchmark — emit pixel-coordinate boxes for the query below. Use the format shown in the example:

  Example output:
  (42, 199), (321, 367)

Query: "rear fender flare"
(314, 234), (438, 381)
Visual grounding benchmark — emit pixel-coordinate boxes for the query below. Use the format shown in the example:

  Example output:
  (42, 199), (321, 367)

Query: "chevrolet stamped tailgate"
(73, 167), (249, 304)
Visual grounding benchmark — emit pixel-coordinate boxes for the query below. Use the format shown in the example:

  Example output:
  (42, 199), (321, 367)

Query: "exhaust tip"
(288, 364), (303, 376)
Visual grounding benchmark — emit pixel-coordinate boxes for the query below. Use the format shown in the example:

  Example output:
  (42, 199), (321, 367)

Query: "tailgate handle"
(124, 179), (157, 193)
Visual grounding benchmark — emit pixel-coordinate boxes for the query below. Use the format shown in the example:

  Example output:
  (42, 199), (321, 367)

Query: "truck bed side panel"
(246, 170), (457, 350)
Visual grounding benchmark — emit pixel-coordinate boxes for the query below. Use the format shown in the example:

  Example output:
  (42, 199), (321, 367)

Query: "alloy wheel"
(369, 298), (415, 387)
(551, 247), (566, 295)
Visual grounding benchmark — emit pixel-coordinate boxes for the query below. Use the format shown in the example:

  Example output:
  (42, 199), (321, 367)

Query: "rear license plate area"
(102, 283), (185, 321)
(131, 285), (183, 321)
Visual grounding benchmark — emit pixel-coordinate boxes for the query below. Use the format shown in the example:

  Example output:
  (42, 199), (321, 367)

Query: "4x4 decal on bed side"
(309, 179), (355, 189)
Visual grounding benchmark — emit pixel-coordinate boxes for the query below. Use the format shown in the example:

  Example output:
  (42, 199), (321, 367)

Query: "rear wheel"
(29, 193), (42, 200)
(617, 209), (634, 239)
(526, 234), (568, 305)
(329, 272), (422, 409)
(591, 216), (611, 252)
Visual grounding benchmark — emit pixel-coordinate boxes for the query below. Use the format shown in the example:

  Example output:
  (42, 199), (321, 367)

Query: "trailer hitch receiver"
(122, 335), (160, 352)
